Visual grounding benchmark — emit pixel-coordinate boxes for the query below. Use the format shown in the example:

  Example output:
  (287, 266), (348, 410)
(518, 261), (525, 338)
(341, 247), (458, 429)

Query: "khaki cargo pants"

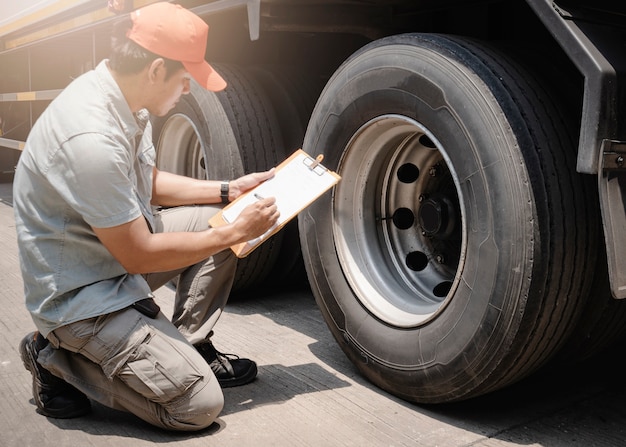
(38, 205), (237, 430)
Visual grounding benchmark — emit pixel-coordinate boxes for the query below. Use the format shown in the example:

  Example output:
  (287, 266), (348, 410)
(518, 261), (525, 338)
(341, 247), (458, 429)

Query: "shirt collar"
(94, 60), (149, 140)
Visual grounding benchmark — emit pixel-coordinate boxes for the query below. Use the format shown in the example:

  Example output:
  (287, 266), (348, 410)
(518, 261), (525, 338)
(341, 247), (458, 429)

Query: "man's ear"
(147, 58), (166, 83)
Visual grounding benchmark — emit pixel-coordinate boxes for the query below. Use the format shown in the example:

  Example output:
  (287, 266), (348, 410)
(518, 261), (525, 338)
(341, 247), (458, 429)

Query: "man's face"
(146, 66), (191, 117)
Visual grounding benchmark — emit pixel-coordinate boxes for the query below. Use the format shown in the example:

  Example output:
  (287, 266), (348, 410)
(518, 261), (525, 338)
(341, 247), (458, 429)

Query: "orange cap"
(127, 2), (226, 91)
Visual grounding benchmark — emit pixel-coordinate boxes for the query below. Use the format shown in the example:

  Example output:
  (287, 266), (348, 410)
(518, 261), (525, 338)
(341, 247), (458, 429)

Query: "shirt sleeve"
(45, 132), (144, 229)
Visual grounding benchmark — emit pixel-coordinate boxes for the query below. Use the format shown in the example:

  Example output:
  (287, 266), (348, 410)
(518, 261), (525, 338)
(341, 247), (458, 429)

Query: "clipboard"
(209, 149), (341, 258)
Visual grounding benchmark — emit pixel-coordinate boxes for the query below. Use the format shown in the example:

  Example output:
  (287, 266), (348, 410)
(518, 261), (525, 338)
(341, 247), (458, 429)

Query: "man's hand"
(232, 195), (280, 240)
(229, 168), (276, 201)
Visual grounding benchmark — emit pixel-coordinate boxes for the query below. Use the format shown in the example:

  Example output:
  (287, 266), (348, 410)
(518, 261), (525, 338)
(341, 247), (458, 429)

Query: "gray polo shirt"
(13, 60), (155, 337)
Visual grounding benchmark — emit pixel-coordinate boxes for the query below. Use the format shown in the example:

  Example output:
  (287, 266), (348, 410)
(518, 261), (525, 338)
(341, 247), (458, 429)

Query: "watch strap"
(220, 181), (230, 204)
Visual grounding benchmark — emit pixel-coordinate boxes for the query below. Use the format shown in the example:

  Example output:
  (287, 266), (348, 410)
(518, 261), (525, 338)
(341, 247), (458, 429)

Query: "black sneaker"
(195, 341), (257, 388)
(19, 332), (91, 418)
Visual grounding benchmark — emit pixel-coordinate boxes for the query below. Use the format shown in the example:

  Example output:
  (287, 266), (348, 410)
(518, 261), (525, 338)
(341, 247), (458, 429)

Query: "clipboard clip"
(309, 154), (324, 170)
(304, 154), (327, 175)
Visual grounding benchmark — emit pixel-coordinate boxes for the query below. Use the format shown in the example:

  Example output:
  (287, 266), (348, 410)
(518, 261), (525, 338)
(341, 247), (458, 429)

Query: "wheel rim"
(155, 114), (207, 179)
(334, 114), (466, 328)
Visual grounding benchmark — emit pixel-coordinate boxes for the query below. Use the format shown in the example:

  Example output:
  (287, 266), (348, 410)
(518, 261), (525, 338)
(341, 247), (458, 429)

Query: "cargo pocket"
(119, 329), (205, 405)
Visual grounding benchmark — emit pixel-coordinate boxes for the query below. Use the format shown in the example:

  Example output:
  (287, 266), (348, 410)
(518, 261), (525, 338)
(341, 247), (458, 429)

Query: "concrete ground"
(2, 180), (626, 447)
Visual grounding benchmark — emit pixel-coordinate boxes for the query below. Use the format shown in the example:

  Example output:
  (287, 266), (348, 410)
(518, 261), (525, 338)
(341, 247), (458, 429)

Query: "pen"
(254, 193), (264, 200)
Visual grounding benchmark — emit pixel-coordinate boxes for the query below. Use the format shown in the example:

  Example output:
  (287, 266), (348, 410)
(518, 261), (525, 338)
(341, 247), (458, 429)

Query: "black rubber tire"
(151, 65), (286, 292)
(497, 40), (626, 364)
(552, 249), (626, 363)
(247, 65), (325, 289)
(299, 34), (600, 403)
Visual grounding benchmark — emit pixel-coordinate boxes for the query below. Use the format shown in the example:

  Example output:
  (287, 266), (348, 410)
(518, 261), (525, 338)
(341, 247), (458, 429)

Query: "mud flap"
(599, 144), (626, 298)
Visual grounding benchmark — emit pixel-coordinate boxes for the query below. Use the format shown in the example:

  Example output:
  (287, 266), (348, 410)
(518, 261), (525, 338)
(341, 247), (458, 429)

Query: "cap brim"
(183, 60), (227, 92)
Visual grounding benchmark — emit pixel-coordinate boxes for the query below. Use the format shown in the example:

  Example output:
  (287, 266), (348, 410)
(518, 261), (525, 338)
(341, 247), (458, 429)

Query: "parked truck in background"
(2, 0), (626, 404)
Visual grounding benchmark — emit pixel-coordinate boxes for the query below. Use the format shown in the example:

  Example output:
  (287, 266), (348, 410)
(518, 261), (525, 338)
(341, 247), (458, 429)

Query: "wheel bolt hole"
(392, 207), (415, 230)
(419, 134), (437, 149)
(406, 251), (429, 271)
(397, 163), (420, 183)
(433, 281), (452, 298)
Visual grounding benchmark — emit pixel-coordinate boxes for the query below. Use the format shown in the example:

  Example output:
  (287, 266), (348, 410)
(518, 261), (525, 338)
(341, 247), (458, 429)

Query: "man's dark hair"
(109, 17), (184, 79)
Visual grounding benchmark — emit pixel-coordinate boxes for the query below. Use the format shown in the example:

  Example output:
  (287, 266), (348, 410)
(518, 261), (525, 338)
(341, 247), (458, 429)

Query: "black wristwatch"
(220, 181), (230, 204)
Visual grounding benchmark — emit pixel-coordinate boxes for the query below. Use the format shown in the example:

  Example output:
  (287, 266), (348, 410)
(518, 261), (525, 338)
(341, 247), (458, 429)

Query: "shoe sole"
(19, 335), (91, 419)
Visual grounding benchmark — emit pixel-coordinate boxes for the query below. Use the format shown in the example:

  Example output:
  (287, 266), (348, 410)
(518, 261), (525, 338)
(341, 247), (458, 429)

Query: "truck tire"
(300, 34), (599, 403)
(247, 66), (324, 288)
(152, 65), (286, 292)
(552, 250), (626, 363)
(498, 43), (626, 363)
